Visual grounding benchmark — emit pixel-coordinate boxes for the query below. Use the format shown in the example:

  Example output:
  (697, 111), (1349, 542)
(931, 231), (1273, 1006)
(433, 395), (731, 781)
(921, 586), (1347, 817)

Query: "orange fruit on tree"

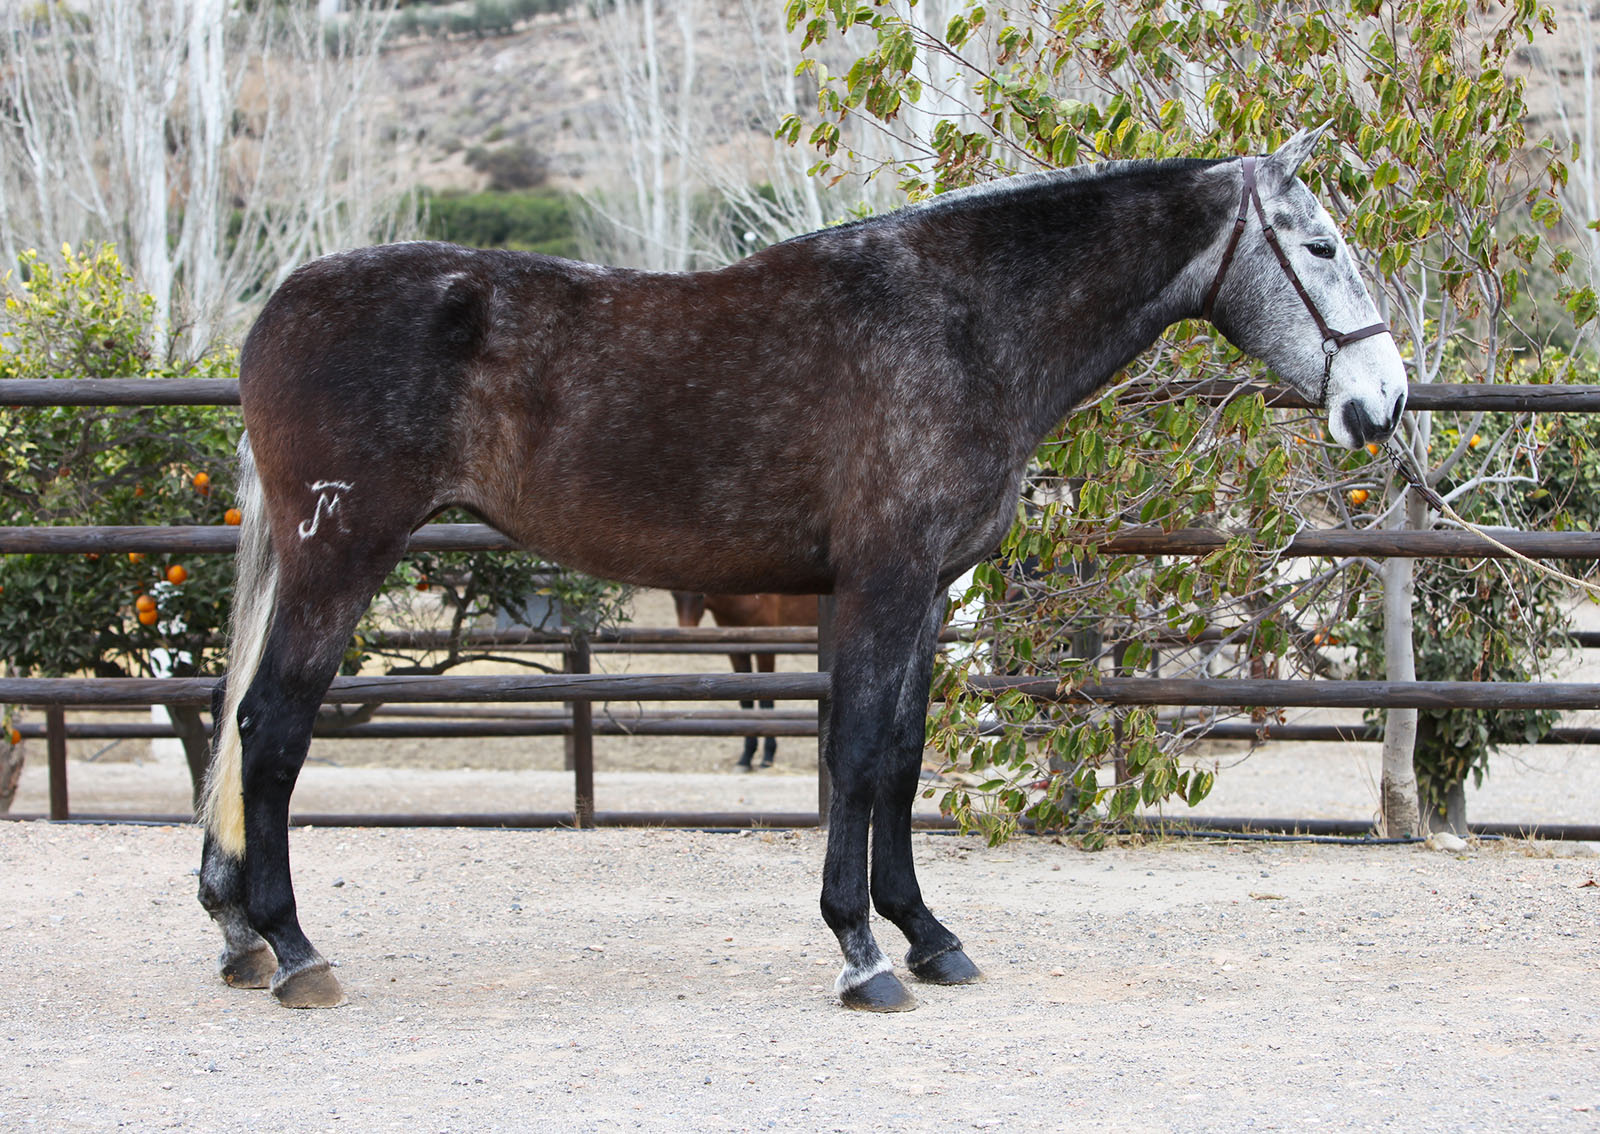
(138, 608), (159, 626)
(1469, 433), (1482, 449)
(128, 552), (145, 564)
(224, 508), (242, 526)
(7, 728), (19, 746)
(1366, 442), (1380, 456)
(135, 594), (156, 614)
(166, 564), (189, 585)
(193, 471), (211, 496)
(1348, 488), (1369, 506)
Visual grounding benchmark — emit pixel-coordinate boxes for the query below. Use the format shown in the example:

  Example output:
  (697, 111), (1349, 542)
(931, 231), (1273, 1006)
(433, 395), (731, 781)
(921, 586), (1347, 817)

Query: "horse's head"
(1202, 125), (1407, 449)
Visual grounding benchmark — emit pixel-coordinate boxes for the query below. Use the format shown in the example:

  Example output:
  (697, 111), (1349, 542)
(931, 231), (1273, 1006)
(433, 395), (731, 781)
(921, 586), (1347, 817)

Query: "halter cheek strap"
(1201, 156), (1391, 403)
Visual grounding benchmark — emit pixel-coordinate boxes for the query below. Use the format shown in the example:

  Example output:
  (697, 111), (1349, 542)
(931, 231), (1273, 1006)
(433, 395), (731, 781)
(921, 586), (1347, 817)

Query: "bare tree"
(577, 0), (702, 270)
(0, 1), (417, 359)
(578, 0), (908, 270)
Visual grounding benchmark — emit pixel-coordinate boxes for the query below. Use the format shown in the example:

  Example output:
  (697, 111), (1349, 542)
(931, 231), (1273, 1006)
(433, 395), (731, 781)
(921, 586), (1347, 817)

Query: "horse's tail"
(198, 434), (278, 857)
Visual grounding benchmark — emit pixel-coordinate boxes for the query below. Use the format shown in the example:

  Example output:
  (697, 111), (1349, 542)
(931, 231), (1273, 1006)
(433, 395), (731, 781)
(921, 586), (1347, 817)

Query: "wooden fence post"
(816, 595), (835, 828)
(564, 638), (595, 829)
(46, 706), (68, 820)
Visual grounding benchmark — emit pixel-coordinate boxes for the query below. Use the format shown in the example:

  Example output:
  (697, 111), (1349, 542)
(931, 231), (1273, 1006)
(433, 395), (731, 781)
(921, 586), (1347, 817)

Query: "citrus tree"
(0, 245), (241, 800)
(785, 0), (1589, 840)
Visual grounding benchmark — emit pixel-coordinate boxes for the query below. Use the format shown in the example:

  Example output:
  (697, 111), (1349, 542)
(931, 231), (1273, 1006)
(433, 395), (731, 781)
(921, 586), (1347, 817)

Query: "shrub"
(422, 188), (579, 257)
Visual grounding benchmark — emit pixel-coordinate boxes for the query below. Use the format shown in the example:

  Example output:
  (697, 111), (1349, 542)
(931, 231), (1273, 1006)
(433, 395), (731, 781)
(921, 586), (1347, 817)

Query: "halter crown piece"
(1201, 156), (1390, 403)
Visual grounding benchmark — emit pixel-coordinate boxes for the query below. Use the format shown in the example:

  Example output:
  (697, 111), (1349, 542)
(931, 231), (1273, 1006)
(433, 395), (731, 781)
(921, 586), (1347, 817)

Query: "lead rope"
(1382, 439), (1600, 599)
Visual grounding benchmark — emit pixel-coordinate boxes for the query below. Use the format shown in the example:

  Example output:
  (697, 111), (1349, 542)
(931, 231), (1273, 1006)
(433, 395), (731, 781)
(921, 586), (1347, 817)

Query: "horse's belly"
(498, 504), (832, 595)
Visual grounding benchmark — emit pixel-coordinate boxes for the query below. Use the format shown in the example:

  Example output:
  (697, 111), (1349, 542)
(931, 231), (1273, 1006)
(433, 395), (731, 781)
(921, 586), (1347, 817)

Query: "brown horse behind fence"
(672, 591), (819, 769)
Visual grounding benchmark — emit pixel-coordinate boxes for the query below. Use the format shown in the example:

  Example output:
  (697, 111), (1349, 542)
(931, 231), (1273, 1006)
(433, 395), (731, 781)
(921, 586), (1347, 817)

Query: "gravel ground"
(7, 591), (1600, 1129)
(2, 823), (1598, 1131)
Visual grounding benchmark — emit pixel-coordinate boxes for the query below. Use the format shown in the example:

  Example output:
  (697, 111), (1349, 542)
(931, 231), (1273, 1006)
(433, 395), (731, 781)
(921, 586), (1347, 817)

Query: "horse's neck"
(940, 173), (1229, 450)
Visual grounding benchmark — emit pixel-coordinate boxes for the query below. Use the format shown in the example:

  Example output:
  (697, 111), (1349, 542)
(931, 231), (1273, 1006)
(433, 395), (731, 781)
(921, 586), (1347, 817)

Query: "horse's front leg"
(870, 592), (982, 985)
(820, 569), (941, 1011)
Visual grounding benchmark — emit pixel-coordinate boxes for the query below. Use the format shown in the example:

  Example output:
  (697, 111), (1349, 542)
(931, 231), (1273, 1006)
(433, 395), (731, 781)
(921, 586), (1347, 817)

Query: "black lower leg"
(238, 685), (344, 1007)
(870, 594), (980, 985)
(760, 701), (777, 766)
(198, 830), (275, 988)
(817, 569), (950, 1012)
(196, 679), (274, 989)
(733, 654), (756, 767)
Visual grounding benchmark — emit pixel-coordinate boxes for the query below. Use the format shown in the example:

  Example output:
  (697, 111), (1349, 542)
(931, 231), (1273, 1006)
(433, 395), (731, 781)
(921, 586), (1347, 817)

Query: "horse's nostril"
(1392, 392), (1406, 424)
(1341, 400), (1372, 445)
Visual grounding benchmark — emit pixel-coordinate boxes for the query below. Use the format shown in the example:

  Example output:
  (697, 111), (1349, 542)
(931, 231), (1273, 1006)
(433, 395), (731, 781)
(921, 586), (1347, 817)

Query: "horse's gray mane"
(910, 161), (1143, 210)
(909, 157), (1228, 214)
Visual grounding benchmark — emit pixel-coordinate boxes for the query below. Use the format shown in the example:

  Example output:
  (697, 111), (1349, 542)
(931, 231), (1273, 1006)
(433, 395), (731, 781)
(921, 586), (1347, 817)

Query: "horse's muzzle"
(1340, 391), (1405, 447)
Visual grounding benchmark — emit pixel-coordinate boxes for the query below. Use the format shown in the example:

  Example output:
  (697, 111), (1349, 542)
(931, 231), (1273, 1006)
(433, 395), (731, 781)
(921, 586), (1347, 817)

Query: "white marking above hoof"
(834, 953), (893, 997)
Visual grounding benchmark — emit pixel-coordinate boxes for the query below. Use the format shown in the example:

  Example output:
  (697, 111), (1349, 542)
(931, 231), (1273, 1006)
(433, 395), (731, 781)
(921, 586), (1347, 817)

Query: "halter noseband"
(1201, 156), (1390, 404)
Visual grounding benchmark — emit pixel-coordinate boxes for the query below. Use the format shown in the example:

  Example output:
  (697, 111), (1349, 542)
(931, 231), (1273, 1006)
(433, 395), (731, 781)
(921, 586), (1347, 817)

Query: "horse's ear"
(1260, 122), (1333, 189)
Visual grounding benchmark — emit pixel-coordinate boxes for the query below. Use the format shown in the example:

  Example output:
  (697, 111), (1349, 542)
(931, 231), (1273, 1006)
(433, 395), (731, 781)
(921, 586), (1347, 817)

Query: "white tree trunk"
(1379, 429), (1427, 837)
(0, 1), (413, 359)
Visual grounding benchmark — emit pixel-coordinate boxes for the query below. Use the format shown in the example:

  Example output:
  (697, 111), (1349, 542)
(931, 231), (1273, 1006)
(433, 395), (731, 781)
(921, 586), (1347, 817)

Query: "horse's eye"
(1306, 240), (1337, 260)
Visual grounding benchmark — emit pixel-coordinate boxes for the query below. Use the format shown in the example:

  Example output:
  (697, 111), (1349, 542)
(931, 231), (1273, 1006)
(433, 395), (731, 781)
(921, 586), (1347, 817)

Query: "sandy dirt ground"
(6, 591), (1600, 1130)
(1, 823), (1598, 1132)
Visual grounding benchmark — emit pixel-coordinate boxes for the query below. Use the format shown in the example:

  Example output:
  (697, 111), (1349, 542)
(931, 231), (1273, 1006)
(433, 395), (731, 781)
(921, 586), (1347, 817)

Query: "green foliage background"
(785, 0), (1594, 839)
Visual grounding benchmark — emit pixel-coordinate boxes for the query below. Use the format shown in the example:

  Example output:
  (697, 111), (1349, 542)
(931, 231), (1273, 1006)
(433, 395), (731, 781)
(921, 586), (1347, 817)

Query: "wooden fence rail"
(9, 522), (1600, 560)
(8, 377), (1600, 832)
(9, 673), (1600, 711)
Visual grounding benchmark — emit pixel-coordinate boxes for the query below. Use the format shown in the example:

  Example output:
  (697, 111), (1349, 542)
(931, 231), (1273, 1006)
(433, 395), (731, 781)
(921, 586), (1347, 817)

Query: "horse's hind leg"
(196, 681), (276, 988)
(233, 546), (407, 1007)
(870, 593), (981, 986)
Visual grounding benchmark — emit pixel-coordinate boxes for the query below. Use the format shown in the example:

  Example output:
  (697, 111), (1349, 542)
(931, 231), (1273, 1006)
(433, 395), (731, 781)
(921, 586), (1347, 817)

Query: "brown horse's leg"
(729, 652), (758, 769)
(871, 592), (981, 985)
(820, 568), (940, 1012)
(756, 651), (778, 767)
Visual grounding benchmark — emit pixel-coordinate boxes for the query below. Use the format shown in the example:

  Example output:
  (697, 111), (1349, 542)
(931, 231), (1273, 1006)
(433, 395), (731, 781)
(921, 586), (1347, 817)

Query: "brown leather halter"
(1202, 156), (1390, 404)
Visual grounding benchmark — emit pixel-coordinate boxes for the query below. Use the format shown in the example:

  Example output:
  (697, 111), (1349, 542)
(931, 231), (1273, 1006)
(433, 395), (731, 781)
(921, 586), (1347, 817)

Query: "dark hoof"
(219, 944), (276, 989)
(272, 962), (345, 1009)
(839, 970), (917, 1012)
(760, 759), (775, 769)
(910, 948), (983, 985)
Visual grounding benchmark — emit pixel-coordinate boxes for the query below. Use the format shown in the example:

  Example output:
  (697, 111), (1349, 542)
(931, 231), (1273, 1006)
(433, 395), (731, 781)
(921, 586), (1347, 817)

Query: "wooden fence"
(5, 378), (1600, 833)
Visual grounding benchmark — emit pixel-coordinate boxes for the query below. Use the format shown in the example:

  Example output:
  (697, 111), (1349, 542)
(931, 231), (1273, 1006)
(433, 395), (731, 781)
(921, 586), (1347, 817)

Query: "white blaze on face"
(1302, 197), (1408, 449)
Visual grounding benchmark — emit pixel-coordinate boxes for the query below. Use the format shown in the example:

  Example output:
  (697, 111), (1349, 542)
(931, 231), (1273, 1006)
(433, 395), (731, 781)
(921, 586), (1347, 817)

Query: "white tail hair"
(198, 435), (279, 857)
